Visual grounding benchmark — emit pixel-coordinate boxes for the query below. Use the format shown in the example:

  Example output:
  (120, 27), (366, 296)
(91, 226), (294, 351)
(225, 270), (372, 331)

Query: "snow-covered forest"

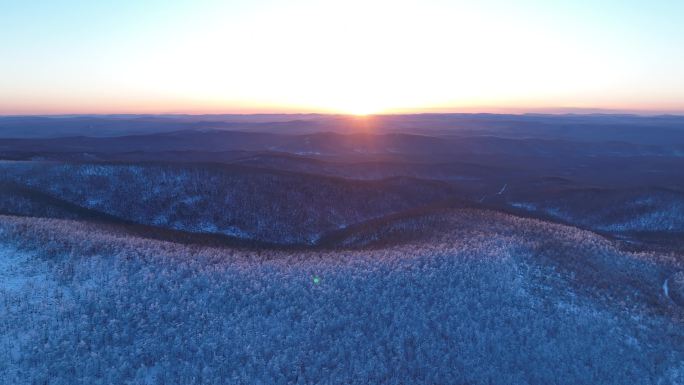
(1, 210), (683, 384)
(0, 162), (457, 245)
(1, 114), (683, 384)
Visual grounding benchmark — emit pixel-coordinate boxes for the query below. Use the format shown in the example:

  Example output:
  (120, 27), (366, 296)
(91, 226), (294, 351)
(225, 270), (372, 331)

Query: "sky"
(1, 0), (683, 115)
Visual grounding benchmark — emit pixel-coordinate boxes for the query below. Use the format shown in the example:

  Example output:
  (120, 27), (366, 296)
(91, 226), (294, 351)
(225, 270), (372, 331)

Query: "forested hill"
(1, 210), (683, 384)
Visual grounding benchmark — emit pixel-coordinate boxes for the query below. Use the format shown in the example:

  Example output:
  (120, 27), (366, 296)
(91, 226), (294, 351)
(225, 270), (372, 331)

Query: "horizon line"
(3, 105), (684, 117)
(2, 111), (684, 118)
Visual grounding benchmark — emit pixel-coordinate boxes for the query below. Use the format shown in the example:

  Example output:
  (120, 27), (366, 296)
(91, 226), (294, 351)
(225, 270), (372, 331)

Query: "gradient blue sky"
(1, 0), (683, 114)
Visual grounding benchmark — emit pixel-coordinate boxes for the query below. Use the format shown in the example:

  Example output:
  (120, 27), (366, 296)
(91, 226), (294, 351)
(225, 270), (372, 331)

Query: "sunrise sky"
(1, 0), (683, 115)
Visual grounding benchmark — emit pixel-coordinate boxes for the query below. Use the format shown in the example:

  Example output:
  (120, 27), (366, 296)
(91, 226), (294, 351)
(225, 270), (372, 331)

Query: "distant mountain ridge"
(2, 113), (683, 144)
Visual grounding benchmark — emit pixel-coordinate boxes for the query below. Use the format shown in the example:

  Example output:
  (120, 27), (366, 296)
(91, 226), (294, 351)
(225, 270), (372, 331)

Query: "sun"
(337, 101), (382, 116)
(316, 91), (389, 116)
(348, 108), (374, 116)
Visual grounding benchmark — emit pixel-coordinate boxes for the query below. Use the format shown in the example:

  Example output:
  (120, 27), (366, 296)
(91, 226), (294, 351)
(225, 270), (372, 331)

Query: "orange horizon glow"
(2, 99), (683, 116)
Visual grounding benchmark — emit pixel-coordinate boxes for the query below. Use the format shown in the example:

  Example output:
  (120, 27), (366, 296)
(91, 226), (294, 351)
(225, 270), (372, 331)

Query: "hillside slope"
(0, 211), (682, 384)
(0, 162), (460, 244)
